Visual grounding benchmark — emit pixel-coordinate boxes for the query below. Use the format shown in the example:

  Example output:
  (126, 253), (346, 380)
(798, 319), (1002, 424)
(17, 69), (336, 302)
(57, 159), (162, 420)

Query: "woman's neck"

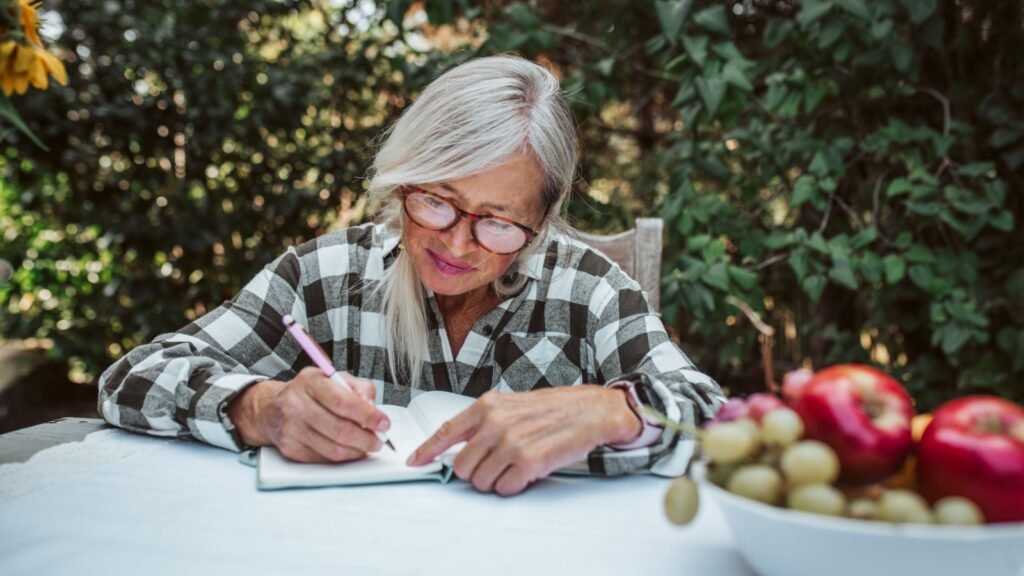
(435, 284), (501, 322)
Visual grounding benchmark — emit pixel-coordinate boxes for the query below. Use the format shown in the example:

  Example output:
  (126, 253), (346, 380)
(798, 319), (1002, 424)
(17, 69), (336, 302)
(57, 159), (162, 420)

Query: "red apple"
(917, 395), (1024, 523)
(789, 364), (914, 484)
(782, 369), (814, 403)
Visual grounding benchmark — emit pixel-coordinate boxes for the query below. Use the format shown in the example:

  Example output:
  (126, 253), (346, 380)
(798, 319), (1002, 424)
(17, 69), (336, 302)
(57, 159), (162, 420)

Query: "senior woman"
(98, 55), (724, 496)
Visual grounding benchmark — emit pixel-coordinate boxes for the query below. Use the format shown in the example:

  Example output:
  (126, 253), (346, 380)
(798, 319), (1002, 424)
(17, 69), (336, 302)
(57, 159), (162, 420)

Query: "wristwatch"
(606, 379), (664, 450)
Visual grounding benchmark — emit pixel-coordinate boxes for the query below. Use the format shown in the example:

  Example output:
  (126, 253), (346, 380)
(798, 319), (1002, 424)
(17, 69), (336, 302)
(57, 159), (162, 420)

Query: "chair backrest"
(574, 218), (664, 311)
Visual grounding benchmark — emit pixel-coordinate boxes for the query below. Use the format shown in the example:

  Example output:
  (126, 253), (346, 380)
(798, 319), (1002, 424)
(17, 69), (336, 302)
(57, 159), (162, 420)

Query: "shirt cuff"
(191, 373), (268, 452)
(604, 379), (664, 450)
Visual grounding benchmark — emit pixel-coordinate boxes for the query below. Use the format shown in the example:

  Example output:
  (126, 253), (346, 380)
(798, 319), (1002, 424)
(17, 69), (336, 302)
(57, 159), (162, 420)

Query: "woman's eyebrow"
(438, 182), (512, 215)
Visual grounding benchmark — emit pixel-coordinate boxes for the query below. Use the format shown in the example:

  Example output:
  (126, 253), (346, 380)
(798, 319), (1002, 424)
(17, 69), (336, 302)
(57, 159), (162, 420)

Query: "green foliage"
(440, 0), (1024, 406)
(2, 0), (1022, 408)
(0, 0), (434, 379)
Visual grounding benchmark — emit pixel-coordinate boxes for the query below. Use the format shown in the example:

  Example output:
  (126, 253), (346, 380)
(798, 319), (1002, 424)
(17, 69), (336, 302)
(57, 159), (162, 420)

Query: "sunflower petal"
(36, 48), (67, 86)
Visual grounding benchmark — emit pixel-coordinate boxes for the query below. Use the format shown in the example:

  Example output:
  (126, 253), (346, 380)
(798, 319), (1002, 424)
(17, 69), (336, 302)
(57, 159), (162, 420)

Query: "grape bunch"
(664, 394), (985, 527)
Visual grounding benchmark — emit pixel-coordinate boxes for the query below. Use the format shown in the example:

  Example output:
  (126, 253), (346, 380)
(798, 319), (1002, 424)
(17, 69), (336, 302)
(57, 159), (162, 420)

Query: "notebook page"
(257, 405), (442, 489)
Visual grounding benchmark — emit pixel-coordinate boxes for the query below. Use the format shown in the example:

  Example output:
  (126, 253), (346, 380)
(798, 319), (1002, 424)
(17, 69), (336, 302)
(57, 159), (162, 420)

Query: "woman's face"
(403, 154), (546, 298)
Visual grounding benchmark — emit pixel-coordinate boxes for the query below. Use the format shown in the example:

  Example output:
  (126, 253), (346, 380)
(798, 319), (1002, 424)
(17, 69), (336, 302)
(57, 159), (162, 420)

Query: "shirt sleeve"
(97, 247), (308, 452)
(585, 284), (726, 477)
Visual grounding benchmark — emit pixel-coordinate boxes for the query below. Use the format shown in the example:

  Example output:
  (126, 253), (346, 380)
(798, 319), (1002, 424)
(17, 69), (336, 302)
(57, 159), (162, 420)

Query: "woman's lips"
(427, 249), (474, 276)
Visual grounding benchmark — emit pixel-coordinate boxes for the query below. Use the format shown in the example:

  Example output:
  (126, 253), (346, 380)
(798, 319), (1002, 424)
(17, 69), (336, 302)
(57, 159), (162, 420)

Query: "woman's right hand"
(227, 367), (391, 463)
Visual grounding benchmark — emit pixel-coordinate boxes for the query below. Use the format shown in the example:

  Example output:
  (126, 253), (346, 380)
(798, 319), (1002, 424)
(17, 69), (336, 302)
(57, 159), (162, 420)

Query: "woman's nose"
(443, 215), (476, 254)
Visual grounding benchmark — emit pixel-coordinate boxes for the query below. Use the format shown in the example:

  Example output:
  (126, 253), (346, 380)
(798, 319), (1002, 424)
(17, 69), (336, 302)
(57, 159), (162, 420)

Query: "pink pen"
(282, 314), (395, 451)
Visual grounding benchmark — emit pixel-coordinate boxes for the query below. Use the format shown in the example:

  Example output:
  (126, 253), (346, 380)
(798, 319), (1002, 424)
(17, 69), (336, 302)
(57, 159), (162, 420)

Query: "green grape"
(787, 483), (846, 516)
(933, 496), (984, 525)
(780, 440), (840, 486)
(876, 489), (933, 524)
(664, 476), (700, 526)
(760, 408), (804, 447)
(727, 464), (783, 505)
(848, 498), (878, 520)
(702, 421), (760, 465)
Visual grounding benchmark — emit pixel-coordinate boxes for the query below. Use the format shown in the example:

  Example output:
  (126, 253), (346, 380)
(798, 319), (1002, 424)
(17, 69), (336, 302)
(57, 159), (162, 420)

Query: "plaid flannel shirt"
(98, 222), (724, 476)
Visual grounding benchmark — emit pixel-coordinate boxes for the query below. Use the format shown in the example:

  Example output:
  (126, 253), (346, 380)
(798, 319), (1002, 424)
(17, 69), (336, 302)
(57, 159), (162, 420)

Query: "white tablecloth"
(0, 429), (754, 576)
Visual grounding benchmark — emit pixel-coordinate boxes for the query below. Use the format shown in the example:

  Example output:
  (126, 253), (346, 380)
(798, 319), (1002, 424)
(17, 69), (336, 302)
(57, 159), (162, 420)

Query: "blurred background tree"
(1, 0), (1022, 430)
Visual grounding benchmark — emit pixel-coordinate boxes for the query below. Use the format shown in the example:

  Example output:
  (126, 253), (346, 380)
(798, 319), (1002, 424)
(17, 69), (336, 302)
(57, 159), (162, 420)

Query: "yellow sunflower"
(0, 0), (66, 96)
(19, 0), (43, 46)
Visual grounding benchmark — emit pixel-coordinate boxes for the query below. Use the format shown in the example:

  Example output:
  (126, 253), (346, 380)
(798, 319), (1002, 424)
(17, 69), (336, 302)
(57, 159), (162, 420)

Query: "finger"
(464, 446), (513, 493)
(451, 429), (499, 482)
(408, 408), (481, 466)
(301, 423), (368, 463)
(308, 375), (390, 433)
(494, 465), (534, 497)
(339, 371), (376, 403)
(276, 438), (326, 464)
(304, 402), (382, 453)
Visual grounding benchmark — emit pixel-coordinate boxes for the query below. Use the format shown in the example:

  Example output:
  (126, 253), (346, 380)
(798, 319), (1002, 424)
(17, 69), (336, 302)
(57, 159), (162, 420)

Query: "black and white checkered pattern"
(98, 223), (724, 476)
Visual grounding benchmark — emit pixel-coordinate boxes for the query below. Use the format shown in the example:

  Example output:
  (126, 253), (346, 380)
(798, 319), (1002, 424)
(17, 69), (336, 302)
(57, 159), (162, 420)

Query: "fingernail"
(377, 417), (390, 432)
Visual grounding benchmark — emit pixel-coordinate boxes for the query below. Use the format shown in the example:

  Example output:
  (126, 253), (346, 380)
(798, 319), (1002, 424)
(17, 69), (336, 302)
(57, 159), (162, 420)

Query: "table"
(0, 420), (756, 576)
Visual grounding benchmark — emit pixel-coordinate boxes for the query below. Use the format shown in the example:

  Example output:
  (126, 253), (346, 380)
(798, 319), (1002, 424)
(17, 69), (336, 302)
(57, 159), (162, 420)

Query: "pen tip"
(386, 439), (396, 452)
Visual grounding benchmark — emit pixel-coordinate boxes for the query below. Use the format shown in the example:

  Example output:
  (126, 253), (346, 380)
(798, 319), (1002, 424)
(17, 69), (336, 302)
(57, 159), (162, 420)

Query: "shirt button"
(482, 325), (494, 336)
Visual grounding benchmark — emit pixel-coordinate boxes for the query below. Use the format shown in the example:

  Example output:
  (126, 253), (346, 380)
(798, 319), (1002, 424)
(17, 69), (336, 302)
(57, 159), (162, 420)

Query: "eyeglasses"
(400, 186), (541, 255)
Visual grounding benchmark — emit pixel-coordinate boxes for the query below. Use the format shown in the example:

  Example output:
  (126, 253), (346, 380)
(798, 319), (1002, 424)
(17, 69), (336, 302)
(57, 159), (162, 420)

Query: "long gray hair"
(366, 55), (578, 389)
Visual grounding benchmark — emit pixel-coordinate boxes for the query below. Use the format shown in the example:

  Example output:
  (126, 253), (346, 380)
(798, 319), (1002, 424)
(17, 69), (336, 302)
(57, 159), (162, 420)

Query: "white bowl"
(702, 480), (1024, 576)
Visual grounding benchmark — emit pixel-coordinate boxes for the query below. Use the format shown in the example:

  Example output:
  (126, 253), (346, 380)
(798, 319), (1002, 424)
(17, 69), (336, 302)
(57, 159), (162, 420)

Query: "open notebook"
(255, 391), (593, 491)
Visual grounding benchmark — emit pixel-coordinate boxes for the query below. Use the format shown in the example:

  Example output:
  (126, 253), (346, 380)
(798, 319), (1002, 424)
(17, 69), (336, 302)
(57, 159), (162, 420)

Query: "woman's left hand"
(407, 386), (642, 496)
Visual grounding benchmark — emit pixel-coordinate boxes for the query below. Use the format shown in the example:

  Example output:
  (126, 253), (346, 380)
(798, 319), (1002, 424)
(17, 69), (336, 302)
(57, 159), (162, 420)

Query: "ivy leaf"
(703, 262), (732, 292)
(807, 232), (830, 255)
(905, 0), (937, 24)
(655, 0), (693, 42)
(762, 19), (793, 49)
(941, 326), (971, 355)
(859, 252), (882, 284)
(791, 176), (818, 208)
(802, 274), (827, 302)
(693, 5), (731, 36)
(728, 265), (759, 292)
(682, 34), (709, 67)
(883, 255), (906, 284)
(797, 0), (834, 29)
(909, 265), (936, 291)
(890, 43), (913, 73)
(829, 258), (858, 290)
(788, 249), (810, 281)
(837, 0), (870, 20)
(696, 76), (727, 119)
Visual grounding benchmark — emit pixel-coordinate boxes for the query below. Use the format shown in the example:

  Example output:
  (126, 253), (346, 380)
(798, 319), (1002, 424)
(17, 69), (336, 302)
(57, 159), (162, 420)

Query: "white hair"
(366, 55), (578, 389)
